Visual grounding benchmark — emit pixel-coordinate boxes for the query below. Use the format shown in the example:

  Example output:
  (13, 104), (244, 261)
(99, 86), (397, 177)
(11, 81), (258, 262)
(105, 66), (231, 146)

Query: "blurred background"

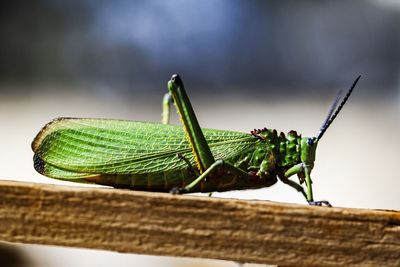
(0, 0), (399, 266)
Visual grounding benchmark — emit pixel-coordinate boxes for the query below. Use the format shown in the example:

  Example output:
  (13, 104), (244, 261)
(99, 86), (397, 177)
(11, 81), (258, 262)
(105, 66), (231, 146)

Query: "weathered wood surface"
(0, 180), (399, 266)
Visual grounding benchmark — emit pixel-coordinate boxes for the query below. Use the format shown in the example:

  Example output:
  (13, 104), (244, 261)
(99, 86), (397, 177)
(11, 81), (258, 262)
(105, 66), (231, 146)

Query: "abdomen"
(85, 168), (196, 192)
(85, 166), (278, 193)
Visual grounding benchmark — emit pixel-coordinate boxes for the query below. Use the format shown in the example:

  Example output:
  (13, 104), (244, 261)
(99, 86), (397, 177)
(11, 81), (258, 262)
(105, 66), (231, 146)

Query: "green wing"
(32, 118), (256, 179)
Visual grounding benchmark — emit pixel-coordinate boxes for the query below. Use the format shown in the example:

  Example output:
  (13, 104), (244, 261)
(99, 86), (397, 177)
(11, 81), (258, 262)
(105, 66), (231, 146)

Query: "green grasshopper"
(32, 74), (360, 206)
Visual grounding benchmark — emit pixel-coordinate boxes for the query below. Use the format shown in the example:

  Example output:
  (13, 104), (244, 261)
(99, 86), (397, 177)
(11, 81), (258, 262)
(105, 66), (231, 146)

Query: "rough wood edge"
(0, 180), (399, 266)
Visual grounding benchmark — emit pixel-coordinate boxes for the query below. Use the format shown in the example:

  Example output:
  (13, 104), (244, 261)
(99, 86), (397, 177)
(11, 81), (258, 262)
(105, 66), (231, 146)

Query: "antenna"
(317, 75), (361, 141)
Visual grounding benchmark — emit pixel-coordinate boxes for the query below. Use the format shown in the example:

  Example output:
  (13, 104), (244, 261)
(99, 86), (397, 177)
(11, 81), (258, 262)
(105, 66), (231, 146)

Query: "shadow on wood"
(0, 180), (399, 266)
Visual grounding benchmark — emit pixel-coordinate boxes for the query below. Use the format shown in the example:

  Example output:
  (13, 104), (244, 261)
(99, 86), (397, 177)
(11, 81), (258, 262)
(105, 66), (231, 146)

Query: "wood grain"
(0, 180), (399, 266)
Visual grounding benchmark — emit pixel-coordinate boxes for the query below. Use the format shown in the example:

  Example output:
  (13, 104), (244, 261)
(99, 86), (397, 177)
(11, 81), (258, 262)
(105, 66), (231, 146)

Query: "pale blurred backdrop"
(0, 1), (399, 267)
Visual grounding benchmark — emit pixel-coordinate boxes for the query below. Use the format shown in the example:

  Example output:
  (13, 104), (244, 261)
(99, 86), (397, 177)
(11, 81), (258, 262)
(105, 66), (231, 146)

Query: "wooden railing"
(0, 180), (399, 266)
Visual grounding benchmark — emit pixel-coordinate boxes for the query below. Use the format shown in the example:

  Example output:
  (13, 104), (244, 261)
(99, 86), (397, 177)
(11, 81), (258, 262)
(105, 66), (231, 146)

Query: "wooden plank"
(0, 180), (399, 266)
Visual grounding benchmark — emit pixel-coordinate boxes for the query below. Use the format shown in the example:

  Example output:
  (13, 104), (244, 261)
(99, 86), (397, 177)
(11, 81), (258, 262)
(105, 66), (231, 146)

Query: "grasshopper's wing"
(32, 118), (256, 179)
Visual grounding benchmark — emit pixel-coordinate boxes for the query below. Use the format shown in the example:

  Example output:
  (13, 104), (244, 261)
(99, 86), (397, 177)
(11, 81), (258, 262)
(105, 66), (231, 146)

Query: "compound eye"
(307, 138), (314, 146)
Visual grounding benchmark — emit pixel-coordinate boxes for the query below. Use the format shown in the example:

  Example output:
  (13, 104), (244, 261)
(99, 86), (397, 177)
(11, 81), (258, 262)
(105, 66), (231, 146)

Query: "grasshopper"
(32, 74), (360, 206)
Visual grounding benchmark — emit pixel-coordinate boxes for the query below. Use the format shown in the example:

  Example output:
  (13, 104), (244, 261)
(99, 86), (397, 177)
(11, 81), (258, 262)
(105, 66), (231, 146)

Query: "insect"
(32, 74), (360, 206)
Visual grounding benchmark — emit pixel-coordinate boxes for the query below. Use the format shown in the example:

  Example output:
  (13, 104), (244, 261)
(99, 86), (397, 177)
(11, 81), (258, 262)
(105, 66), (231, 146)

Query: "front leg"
(278, 174), (308, 200)
(284, 163), (332, 206)
(308, 200), (332, 207)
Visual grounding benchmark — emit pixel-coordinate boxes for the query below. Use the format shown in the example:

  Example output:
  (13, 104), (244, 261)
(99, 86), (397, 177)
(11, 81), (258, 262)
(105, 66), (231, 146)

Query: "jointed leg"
(278, 175), (308, 200)
(308, 200), (332, 207)
(284, 163), (332, 206)
(162, 93), (172, 124)
(167, 74), (215, 172)
(279, 175), (331, 206)
(176, 153), (199, 177)
(171, 159), (248, 194)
